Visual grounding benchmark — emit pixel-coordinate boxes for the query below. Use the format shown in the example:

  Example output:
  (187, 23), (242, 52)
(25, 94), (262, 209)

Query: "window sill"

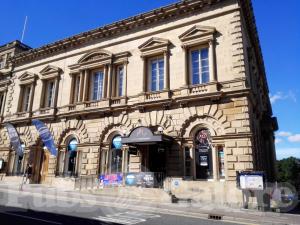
(32, 107), (56, 117)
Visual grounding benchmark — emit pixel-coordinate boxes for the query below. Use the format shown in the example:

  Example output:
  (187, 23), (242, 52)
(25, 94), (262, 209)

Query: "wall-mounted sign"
(0, 159), (4, 170)
(237, 171), (265, 190)
(99, 173), (123, 186)
(125, 172), (154, 188)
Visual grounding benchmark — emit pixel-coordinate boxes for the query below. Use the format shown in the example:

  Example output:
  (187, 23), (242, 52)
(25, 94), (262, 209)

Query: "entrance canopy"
(121, 127), (172, 145)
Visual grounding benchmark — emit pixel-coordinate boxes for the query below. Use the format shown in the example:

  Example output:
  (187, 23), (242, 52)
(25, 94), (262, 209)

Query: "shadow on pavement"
(0, 205), (121, 225)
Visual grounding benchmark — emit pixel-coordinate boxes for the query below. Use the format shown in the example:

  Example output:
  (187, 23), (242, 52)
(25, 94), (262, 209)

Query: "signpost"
(237, 171), (266, 209)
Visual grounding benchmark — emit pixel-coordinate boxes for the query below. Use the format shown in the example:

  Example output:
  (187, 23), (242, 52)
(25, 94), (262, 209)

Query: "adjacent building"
(0, 0), (277, 204)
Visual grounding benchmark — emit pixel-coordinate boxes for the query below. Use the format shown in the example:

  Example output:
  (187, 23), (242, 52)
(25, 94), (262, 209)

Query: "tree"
(277, 157), (300, 191)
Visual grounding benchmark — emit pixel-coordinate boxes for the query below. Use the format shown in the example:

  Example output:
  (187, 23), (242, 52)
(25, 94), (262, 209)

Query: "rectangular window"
(191, 48), (209, 85)
(92, 71), (104, 101)
(45, 80), (55, 108)
(117, 66), (124, 97)
(218, 147), (225, 179)
(0, 57), (5, 69)
(149, 58), (164, 91)
(22, 86), (31, 112)
(0, 92), (4, 114)
(73, 74), (81, 103)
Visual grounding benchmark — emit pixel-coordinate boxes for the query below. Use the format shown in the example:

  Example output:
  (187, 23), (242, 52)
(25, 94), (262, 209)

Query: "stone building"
(0, 0), (277, 204)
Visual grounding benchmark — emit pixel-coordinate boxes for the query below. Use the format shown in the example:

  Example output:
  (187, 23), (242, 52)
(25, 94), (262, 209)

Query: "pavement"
(0, 182), (299, 225)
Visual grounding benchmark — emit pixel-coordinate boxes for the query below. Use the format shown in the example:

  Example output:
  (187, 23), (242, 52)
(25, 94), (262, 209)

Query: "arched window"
(194, 129), (213, 180)
(109, 135), (123, 173)
(57, 137), (79, 177)
(64, 138), (78, 176)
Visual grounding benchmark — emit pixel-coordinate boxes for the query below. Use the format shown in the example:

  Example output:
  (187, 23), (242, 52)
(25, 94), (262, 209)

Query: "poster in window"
(199, 155), (208, 166)
(196, 129), (211, 152)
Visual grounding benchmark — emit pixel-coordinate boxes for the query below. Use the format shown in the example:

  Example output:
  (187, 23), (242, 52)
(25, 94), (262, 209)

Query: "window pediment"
(139, 37), (170, 56)
(179, 25), (216, 47)
(78, 49), (112, 65)
(19, 72), (37, 85)
(40, 65), (61, 80)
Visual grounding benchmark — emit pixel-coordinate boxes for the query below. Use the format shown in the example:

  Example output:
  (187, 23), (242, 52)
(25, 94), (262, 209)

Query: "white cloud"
(276, 148), (300, 160)
(275, 138), (283, 144)
(269, 91), (297, 104)
(288, 134), (300, 142)
(277, 131), (292, 137)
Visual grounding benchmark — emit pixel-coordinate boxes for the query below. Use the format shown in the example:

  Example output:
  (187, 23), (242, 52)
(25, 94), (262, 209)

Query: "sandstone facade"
(0, 0), (277, 204)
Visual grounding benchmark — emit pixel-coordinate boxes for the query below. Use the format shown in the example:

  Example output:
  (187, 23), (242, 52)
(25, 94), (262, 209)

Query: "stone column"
(107, 64), (113, 98)
(29, 82), (35, 112)
(141, 57), (147, 93)
(53, 76), (60, 108)
(123, 62), (128, 97)
(103, 65), (108, 99)
(122, 145), (129, 173)
(82, 70), (89, 102)
(182, 46), (189, 87)
(209, 40), (216, 82)
(69, 75), (75, 104)
(79, 70), (85, 102)
(39, 80), (46, 108)
(212, 145), (218, 181)
(163, 51), (170, 90)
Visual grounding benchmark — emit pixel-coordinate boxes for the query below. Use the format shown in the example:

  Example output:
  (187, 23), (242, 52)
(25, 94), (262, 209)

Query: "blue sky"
(1, 1), (299, 159)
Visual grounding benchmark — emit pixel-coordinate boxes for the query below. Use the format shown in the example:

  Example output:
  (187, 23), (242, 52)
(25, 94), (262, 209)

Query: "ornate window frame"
(39, 65), (61, 109)
(17, 72), (37, 113)
(179, 25), (217, 86)
(138, 37), (170, 93)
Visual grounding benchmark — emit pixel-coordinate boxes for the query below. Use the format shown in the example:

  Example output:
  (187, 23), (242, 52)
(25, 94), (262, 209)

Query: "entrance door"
(149, 145), (166, 173)
(31, 146), (49, 184)
(148, 145), (166, 188)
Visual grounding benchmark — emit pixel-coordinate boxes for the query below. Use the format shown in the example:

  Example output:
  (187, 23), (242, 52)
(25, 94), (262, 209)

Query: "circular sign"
(112, 136), (122, 149)
(68, 139), (78, 151)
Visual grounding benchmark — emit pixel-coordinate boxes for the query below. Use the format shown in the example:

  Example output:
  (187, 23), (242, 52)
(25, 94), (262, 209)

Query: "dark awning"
(121, 126), (173, 144)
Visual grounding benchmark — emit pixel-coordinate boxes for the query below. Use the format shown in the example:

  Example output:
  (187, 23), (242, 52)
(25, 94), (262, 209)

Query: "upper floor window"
(73, 74), (81, 103)
(39, 65), (61, 109)
(179, 25), (216, 86)
(116, 65), (124, 97)
(21, 85), (32, 112)
(149, 57), (164, 91)
(17, 72), (37, 113)
(190, 48), (209, 85)
(139, 37), (170, 93)
(43, 80), (55, 108)
(91, 70), (104, 101)
(0, 92), (5, 115)
(0, 56), (5, 69)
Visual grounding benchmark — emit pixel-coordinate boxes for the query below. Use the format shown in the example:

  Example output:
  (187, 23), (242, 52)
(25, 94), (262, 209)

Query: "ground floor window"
(57, 137), (79, 177)
(110, 135), (123, 173)
(194, 129), (213, 180)
(218, 147), (225, 179)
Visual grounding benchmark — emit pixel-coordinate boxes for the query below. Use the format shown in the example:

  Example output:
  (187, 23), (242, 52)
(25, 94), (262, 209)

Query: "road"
(0, 184), (298, 225)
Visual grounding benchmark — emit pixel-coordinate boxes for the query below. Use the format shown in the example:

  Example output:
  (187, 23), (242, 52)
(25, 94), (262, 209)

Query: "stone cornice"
(10, 0), (224, 65)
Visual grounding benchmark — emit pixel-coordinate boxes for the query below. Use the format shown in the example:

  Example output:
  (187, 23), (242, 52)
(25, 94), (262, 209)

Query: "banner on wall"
(32, 119), (57, 156)
(4, 123), (23, 156)
(99, 173), (123, 186)
(125, 172), (155, 188)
